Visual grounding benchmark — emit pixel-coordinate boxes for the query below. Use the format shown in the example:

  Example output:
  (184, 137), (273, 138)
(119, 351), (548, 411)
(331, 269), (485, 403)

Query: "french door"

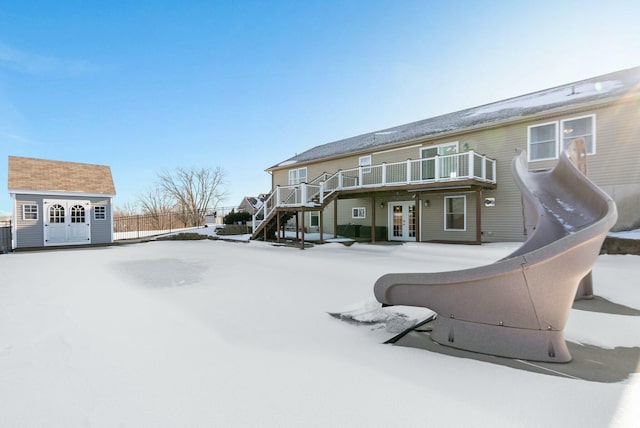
(388, 202), (416, 241)
(43, 199), (91, 246)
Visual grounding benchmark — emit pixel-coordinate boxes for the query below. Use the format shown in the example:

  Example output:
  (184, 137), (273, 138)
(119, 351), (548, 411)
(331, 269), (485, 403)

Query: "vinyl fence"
(0, 220), (11, 253)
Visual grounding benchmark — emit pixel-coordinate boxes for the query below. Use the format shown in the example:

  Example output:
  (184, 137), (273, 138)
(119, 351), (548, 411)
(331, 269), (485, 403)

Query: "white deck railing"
(253, 151), (496, 234)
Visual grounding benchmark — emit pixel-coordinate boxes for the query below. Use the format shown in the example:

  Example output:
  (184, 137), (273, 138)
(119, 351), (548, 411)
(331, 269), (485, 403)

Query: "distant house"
(7, 156), (116, 249)
(238, 194), (267, 215)
(252, 66), (640, 243)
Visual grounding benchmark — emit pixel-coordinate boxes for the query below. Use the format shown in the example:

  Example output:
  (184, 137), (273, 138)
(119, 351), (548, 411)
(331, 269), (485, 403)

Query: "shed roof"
(271, 66), (640, 170)
(8, 156), (116, 196)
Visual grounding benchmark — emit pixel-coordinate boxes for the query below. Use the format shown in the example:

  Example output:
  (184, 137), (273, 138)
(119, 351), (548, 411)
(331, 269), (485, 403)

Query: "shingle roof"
(8, 156), (116, 195)
(271, 66), (640, 169)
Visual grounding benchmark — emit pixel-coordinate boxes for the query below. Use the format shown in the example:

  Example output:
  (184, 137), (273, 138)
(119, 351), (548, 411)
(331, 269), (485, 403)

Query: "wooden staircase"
(251, 191), (338, 241)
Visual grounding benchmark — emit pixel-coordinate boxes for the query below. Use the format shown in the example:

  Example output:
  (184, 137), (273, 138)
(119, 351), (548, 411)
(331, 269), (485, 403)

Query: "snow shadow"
(392, 319), (640, 384)
(572, 296), (640, 316)
(117, 258), (208, 288)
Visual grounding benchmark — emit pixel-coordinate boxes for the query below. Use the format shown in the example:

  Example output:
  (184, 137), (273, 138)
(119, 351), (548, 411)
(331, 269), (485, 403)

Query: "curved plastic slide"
(374, 140), (617, 362)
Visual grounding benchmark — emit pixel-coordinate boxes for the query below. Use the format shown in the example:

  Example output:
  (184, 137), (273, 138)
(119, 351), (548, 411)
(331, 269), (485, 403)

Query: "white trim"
(560, 114), (596, 155)
(22, 204), (39, 221)
(387, 201), (416, 241)
(372, 143), (422, 156)
(420, 141), (459, 157)
(444, 195), (466, 231)
(94, 205), (107, 220)
(359, 155), (372, 173)
(11, 193), (17, 250)
(352, 207), (366, 219)
(288, 167), (308, 185)
(109, 197), (114, 243)
(9, 189), (116, 198)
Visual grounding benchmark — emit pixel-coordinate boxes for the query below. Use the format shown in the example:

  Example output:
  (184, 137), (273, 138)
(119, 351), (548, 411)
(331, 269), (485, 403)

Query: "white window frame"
(359, 155), (372, 173)
(420, 141), (459, 179)
(22, 204), (38, 221)
(527, 121), (558, 162)
(444, 195), (466, 231)
(352, 207), (366, 219)
(94, 205), (107, 220)
(288, 167), (308, 185)
(419, 141), (459, 158)
(528, 115), (597, 162)
(561, 114), (596, 155)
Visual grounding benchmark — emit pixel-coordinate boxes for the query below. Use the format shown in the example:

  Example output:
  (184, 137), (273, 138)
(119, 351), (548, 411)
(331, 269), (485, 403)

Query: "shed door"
(44, 200), (91, 246)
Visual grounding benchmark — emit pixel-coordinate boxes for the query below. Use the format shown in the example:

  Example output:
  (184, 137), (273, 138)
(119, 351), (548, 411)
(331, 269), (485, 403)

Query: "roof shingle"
(271, 66), (640, 169)
(8, 156), (116, 195)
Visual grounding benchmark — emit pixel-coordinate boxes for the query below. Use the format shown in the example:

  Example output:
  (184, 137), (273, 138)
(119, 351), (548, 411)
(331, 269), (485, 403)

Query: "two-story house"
(253, 66), (640, 244)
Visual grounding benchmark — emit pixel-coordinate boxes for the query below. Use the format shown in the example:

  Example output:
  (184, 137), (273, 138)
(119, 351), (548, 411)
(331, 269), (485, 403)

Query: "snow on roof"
(272, 66), (640, 169)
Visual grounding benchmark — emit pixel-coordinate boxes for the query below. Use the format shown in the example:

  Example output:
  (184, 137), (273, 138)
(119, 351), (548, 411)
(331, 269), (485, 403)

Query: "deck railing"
(253, 151), (496, 234)
(320, 151), (496, 202)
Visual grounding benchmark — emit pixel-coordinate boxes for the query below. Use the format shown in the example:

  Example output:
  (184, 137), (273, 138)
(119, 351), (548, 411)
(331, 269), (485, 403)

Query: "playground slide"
(374, 140), (617, 362)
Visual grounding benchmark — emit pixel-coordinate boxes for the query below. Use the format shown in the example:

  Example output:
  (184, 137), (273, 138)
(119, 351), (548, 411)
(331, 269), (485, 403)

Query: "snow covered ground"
(1, 240), (638, 427)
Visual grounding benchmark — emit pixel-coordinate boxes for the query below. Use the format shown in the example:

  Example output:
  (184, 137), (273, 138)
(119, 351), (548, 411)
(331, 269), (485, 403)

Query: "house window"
(94, 205), (106, 220)
(561, 115), (595, 154)
(23, 204), (38, 221)
(444, 196), (466, 231)
(310, 212), (319, 227)
(288, 167), (307, 185)
(70, 205), (86, 223)
(359, 155), (372, 173)
(529, 115), (596, 161)
(528, 122), (558, 161)
(352, 207), (366, 219)
(421, 142), (459, 179)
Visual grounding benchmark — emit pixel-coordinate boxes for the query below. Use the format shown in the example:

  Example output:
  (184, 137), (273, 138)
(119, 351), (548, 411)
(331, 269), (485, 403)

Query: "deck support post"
(371, 194), (376, 243)
(333, 200), (338, 238)
(319, 209), (324, 244)
(415, 195), (420, 242)
(476, 187), (482, 244)
(300, 209), (305, 249)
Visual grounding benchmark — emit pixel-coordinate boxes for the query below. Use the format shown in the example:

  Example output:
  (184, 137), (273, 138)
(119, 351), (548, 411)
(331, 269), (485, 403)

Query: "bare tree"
(157, 166), (227, 226)
(139, 186), (174, 216)
(114, 201), (140, 217)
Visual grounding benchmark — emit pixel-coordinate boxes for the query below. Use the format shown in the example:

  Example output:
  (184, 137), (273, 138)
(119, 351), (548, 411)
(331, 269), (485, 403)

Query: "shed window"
(94, 205), (106, 220)
(23, 204), (38, 221)
(70, 205), (86, 223)
(444, 196), (466, 231)
(352, 207), (366, 219)
(49, 204), (65, 223)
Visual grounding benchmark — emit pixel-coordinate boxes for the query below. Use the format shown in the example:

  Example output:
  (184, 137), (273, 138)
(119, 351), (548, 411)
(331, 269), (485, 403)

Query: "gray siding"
(420, 192), (477, 243)
(270, 98), (640, 242)
(14, 195), (45, 248)
(90, 198), (113, 244)
(14, 194), (113, 248)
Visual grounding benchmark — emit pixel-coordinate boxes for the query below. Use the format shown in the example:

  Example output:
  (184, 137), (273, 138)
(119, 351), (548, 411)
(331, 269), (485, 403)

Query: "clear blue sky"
(1, 0), (639, 215)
